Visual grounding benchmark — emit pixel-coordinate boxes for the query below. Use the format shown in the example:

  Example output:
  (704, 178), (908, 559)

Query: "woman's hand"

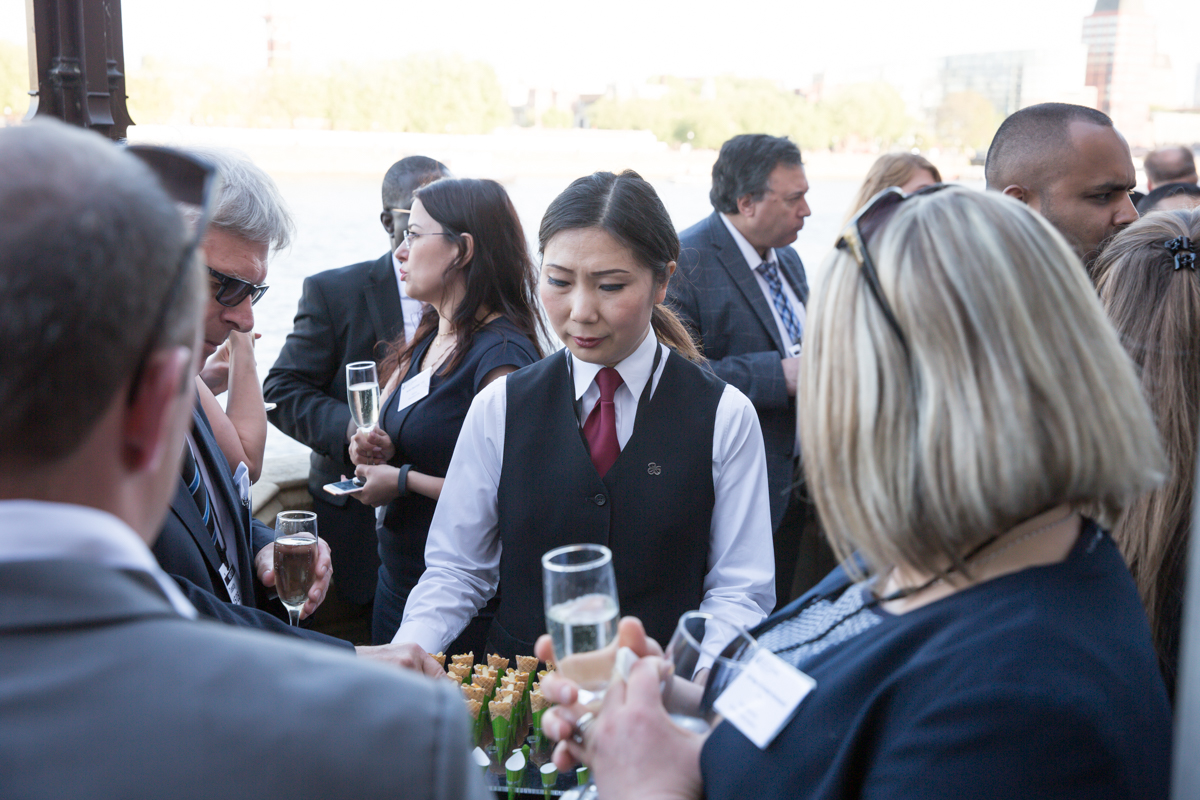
(352, 464), (400, 507)
(544, 656), (705, 800)
(349, 426), (395, 466)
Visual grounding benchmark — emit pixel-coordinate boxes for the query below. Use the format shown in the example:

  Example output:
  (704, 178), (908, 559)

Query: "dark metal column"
(24, 0), (133, 140)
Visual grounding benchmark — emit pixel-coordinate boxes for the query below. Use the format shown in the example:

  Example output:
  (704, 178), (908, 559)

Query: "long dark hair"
(379, 177), (546, 383)
(537, 170), (702, 362)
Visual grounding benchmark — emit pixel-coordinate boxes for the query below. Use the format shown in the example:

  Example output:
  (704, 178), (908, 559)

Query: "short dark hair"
(539, 170), (701, 361)
(0, 121), (198, 469)
(382, 156), (450, 211)
(985, 103), (1114, 191)
(1137, 181), (1200, 214)
(378, 177), (545, 382)
(1143, 146), (1197, 187)
(709, 134), (803, 214)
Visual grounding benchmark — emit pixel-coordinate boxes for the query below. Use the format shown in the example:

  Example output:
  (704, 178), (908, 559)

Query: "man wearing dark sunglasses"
(986, 102), (1139, 278)
(0, 121), (487, 799)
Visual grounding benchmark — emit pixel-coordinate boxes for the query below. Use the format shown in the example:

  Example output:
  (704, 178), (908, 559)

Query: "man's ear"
(123, 346), (194, 474)
(380, 210), (394, 234)
(1002, 184), (1030, 205)
(736, 193), (757, 218)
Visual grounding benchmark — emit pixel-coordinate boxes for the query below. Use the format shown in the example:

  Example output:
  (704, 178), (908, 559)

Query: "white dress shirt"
(0, 499), (197, 618)
(719, 213), (806, 355)
(396, 328), (776, 651)
(393, 252), (426, 343)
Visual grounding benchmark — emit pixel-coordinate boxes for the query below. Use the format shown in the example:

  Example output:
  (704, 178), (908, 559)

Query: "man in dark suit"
(264, 156), (449, 610)
(670, 134), (835, 608)
(151, 147), (337, 638)
(0, 120), (488, 799)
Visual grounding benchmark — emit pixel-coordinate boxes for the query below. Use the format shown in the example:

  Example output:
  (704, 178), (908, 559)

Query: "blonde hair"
(843, 153), (943, 226)
(802, 187), (1165, 578)
(1095, 207), (1200, 675)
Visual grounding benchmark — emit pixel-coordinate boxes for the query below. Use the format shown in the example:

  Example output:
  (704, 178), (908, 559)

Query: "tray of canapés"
(430, 651), (588, 797)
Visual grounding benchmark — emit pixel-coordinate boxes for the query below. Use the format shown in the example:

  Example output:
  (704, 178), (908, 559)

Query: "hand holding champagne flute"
(274, 511), (318, 627)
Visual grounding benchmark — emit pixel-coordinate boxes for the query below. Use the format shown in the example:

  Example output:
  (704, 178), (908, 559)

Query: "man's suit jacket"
(264, 253), (405, 500)
(670, 212), (809, 530)
(152, 404), (347, 648)
(154, 403), (270, 607)
(0, 558), (489, 800)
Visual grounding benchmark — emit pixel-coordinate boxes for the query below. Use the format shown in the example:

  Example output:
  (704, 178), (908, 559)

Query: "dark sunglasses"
(207, 266), (269, 307)
(125, 144), (222, 400)
(835, 183), (950, 354)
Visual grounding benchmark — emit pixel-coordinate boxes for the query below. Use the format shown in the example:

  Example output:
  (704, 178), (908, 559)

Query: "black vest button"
(593, 494), (607, 506)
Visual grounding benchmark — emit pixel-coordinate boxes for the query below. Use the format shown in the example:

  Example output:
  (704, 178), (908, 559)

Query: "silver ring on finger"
(571, 711), (596, 745)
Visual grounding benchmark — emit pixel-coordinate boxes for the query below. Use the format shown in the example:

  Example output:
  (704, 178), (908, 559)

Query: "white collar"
(719, 212), (776, 269)
(570, 326), (660, 401)
(0, 500), (197, 618)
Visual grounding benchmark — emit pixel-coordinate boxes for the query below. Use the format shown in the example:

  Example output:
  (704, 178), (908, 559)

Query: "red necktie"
(582, 367), (624, 478)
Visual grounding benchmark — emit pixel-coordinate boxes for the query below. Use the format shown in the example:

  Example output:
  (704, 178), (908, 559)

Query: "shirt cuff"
(394, 621), (445, 654)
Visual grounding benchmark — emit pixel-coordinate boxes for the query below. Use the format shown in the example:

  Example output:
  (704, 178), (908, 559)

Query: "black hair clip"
(1166, 236), (1196, 271)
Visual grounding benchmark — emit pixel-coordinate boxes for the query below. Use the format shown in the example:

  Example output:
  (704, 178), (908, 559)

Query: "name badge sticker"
(396, 369), (432, 411)
(712, 648), (816, 750)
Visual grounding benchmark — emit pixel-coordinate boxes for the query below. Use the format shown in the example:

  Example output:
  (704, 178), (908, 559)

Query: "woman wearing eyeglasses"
(540, 186), (1171, 799)
(349, 177), (545, 648)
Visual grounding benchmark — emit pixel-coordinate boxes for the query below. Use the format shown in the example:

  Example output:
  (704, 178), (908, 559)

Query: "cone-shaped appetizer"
(451, 652), (474, 666)
(428, 652), (446, 668)
(488, 653), (510, 673)
(464, 698), (484, 746)
(490, 699), (513, 759)
(517, 655), (539, 674)
(448, 663), (471, 683)
(540, 762), (558, 800)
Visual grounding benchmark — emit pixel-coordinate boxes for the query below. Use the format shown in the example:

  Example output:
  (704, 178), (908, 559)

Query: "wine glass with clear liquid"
(542, 544), (619, 800)
(274, 511), (318, 627)
(346, 361), (380, 433)
(664, 611), (760, 734)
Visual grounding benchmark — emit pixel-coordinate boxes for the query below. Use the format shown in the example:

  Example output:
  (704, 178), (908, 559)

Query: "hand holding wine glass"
(274, 511), (319, 627)
(663, 611), (759, 733)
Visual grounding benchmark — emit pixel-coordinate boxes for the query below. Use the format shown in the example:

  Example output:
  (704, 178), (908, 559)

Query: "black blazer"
(264, 253), (406, 503)
(153, 404), (342, 647)
(670, 212), (809, 529)
(154, 403), (270, 607)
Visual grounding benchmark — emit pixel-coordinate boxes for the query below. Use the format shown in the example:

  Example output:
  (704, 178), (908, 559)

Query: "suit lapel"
(364, 253), (405, 355)
(190, 404), (257, 603)
(706, 213), (789, 354)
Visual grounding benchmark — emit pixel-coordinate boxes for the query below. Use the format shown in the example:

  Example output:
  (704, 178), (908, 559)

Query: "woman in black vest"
(348, 177), (545, 647)
(389, 170), (775, 659)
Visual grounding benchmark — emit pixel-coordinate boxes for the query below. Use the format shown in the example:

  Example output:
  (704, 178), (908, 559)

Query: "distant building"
(1082, 0), (1156, 145)
(940, 48), (1092, 118)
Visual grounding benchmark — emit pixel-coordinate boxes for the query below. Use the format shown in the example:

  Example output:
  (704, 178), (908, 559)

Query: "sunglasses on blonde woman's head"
(835, 183), (950, 355)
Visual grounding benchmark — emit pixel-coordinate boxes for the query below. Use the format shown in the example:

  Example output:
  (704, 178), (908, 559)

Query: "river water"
(255, 172), (864, 460)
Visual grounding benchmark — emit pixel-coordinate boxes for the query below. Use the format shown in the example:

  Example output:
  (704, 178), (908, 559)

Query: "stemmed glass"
(542, 544), (619, 800)
(346, 361), (380, 434)
(273, 511), (318, 627)
(664, 611), (760, 734)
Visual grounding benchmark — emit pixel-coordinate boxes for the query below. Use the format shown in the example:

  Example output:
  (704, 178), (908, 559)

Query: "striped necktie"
(757, 259), (803, 345)
(181, 442), (217, 540)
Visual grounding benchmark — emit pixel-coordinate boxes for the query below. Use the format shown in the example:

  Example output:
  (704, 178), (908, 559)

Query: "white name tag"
(396, 369), (432, 411)
(219, 563), (242, 606)
(712, 648), (815, 750)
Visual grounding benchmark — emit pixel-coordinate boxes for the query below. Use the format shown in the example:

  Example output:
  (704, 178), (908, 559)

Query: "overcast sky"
(4, 0), (1198, 103)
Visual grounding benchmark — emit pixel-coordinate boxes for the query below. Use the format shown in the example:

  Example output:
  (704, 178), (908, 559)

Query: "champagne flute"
(664, 611), (760, 734)
(542, 544), (618, 800)
(274, 511), (318, 627)
(346, 361), (380, 433)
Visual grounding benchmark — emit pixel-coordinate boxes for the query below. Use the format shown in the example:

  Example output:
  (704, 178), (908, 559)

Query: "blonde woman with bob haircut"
(537, 186), (1171, 800)
(1095, 206), (1200, 702)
